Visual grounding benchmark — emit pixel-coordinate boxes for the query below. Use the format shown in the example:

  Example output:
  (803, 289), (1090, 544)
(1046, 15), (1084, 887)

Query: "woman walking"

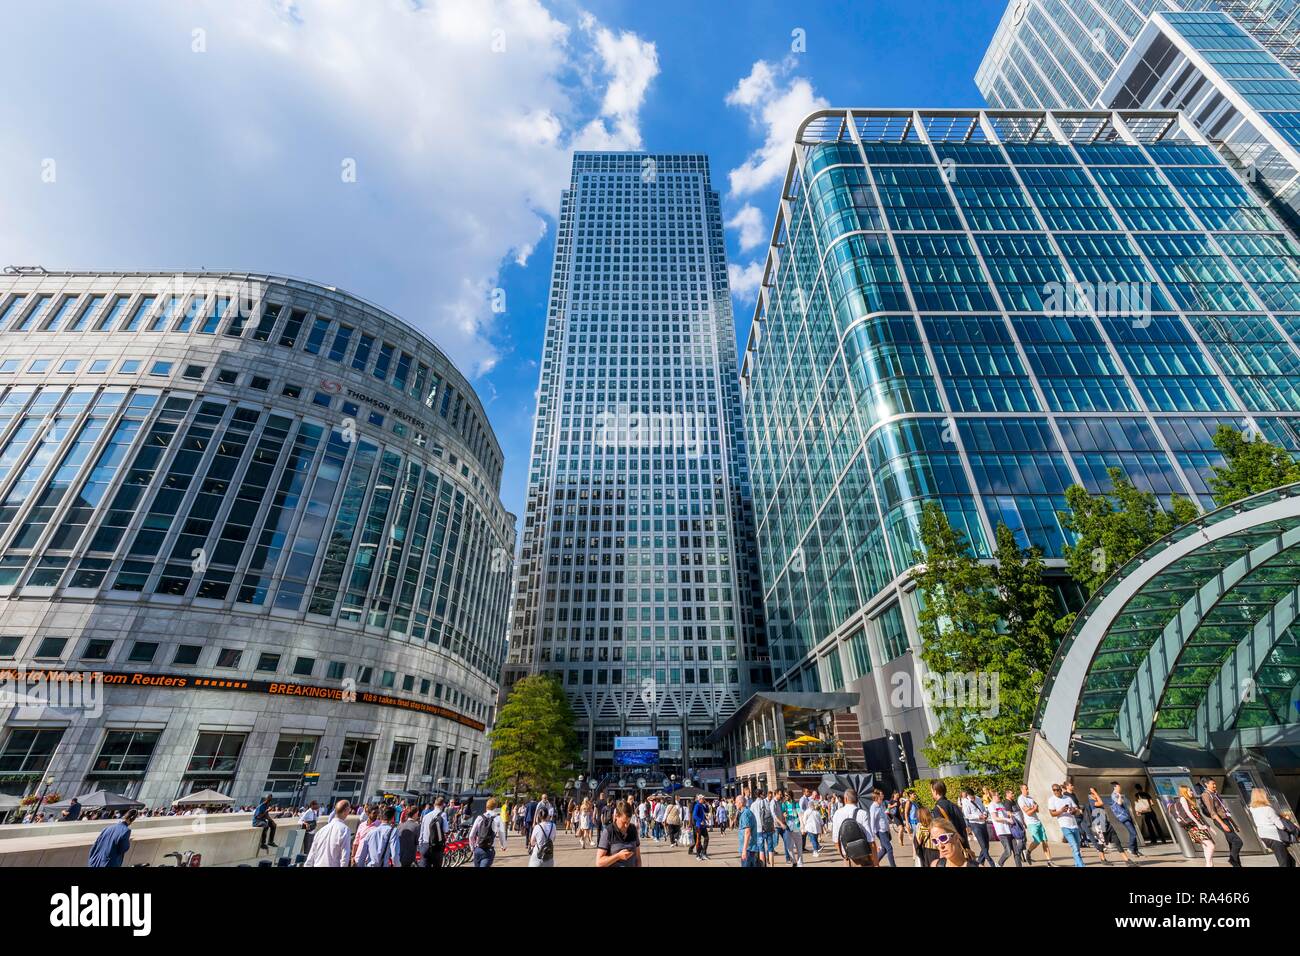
(1133, 785), (1167, 844)
(1248, 788), (1296, 867)
(1171, 785), (1215, 866)
(528, 806), (557, 868)
(578, 798), (595, 850)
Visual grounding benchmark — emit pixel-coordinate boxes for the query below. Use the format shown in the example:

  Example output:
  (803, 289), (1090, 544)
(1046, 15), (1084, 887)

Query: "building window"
(336, 738), (372, 775)
(326, 661), (345, 680)
(127, 641), (159, 664)
(184, 732), (246, 779)
(0, 728), (65, 775)
(250, 376), (270, 391)
(215, 648), (242, 669)
(90, 730), (160, 777)
(216, 369), (238, 384)
(173, 644), (201, 666)
(34, 637), (67, 660)
(293, 656), (314, 676)
(182, 364), (206, 381)
(255, 653), (281, 672)
(148, 361), (172, 376)
(0, 636), (20, 658)
(88, 359), (110, 373)
(387, 742), (413, 775)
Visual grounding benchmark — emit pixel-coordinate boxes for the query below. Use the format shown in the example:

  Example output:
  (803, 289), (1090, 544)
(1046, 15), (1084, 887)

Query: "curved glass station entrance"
(1027, 484), (1300, 857)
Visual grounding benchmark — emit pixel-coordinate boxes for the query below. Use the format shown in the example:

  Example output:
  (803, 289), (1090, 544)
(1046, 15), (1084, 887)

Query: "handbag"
(1135, 798), (1152, 814)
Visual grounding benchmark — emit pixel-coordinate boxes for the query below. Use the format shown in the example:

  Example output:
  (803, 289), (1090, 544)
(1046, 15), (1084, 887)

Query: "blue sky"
(0, 0), (1008, 521)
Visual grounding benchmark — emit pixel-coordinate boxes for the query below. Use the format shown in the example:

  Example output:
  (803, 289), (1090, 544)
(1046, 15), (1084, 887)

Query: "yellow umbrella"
(792, 734), (821, 744)
(785, 739), (807, 749)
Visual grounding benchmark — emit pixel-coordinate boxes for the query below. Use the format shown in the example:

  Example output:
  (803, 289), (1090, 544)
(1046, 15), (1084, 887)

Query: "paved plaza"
(490, 825), (1279, 869)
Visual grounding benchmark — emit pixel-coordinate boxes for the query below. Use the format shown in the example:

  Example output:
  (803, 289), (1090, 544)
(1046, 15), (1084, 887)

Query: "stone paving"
(490, 824), (1280, 868)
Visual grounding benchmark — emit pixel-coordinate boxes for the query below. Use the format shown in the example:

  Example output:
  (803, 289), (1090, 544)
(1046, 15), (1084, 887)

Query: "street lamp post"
(30, 774), (55, 822)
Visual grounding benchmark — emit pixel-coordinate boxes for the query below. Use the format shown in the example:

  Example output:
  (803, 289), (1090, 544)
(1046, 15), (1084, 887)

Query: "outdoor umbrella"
(47, 789), (144, 811)
(173, 788), (235, 807)
(673, 786), (719, 800)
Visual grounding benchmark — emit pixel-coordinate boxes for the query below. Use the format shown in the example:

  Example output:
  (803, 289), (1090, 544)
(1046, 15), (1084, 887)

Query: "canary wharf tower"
(504, 152), (764, 782)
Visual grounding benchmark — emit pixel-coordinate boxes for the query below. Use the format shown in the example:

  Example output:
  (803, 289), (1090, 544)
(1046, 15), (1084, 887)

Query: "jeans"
(1118, 818), (1140, 854)
(741, 850), (761, 868)
(874, 829), (895, 866)
(473, 847), (495, 868)
(968, 822), (994, 866)
(996, 834), (1023, 867)
(1062, 827), (1085, 867)
(781, 828), (800, 863)
(1139, 811), (1166, 844)
(420, 843), (444, 868)
(807, 832), (820, 853)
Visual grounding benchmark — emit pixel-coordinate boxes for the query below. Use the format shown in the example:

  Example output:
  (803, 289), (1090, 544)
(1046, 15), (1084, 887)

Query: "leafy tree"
(910, 509), (1072, 774)
(910, 505), (1008, 773)
(1208, 423), (1300, 506)
(485, 674), (580, 798)
(1059, 467), (1198, 595)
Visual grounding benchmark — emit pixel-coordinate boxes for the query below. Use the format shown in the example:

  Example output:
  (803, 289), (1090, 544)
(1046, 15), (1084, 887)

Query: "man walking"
(869, 789), (895, 866)
(831, 789), (875, 867)
(959, 787), (995, 867)
(419, 797), (449, 868)
(1109, 782), (1141, 858)
(691, 794), (710, 861)
(735, 794), (760, 867)
(1200, 778), (1243, 868)
(87, 809), (136, 867)
(304, 800), (353, 867)
(356, 804), (400, 867)
(1018, 784), (1052, 865)
(468, 798), (507, 867)
(1048, 783), (1085, 867)
(299, 800), (321, 856)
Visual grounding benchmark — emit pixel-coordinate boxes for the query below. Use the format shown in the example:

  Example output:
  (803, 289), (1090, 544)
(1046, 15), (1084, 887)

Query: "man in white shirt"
(830, 789), (875, 867)
(299, 800), (322, 856)
(468, 799), (508, 867)
(1048, 782), (1085, 867)
(418, 797), (450, 867)
(1017, 783), (1053, 865)
(749, 791), (772, 866)
(958, 788), (994, 867)
(304, 800), (353, 867)
(868, 789), (895, 866)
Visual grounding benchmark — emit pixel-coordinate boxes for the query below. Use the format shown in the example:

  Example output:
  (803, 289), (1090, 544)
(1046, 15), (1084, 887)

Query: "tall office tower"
(0, 270), (514, 806)
(504, 153), (765, 783)
(740, 107), (1300, 780)
(978, 2), (1300, 233)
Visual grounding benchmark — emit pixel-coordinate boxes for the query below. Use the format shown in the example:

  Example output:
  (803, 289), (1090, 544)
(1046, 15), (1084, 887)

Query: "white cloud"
(0, 0), (658, 377)
(725, 57), (828, 197)
(726, 203), (766, 252)
(575, 12), (660, 150)
(728, 260), (765, 302)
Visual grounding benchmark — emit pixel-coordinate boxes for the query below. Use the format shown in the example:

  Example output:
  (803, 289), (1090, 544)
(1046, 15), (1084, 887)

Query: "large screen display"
(614, 736), (658, 766)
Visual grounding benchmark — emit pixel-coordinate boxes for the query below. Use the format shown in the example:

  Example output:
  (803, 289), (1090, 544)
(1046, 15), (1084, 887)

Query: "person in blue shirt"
(691, 795), (710, 861)
(87, 810), (136, 867)
(252, 794), (278, 850)
(356, 804), (400, 867)
(1109, 781), (1142, 857)
(734, 795), (759, 867)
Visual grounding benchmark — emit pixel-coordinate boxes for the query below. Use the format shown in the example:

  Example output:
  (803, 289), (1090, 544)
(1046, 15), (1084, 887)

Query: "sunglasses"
(933, 832), (955, 845)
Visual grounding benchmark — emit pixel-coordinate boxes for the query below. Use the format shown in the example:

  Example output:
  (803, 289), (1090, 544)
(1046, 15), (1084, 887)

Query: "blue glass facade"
(740, 108), (1300, 775)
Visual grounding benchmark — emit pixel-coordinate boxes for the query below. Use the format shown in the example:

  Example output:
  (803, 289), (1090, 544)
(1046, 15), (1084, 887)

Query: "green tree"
(1058, 467), (1198, 595)
(1208, 423), (1300, 506)
(485, 674), (580, 798)
(910, 508), (1068, 774)
(909, 504), (1004, 773)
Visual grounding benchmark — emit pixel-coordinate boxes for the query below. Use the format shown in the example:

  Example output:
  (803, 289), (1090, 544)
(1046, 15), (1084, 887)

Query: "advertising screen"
(614, 735), (658, 766)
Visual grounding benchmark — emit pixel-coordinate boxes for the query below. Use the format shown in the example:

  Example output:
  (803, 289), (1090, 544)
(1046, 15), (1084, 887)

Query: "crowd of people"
(76, 774), (1298, 868)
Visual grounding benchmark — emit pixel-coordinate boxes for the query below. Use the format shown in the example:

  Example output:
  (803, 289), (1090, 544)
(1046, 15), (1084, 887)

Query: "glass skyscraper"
(740, 107), (1300, 778)
(977, 2), (1300, 234)
(504, 152), (764, 781)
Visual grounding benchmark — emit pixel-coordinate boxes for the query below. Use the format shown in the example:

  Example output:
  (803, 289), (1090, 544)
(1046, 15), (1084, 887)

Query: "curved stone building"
(0, 269), (514, 807)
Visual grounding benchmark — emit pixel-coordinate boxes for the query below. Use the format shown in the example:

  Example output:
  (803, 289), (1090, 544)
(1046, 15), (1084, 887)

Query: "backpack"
(755, 800), (774, 831)
(476, 814), (496, 850)
(534, 822), (554, 861)
(838, 807), (873, 862)
(428, 814), (446, 848)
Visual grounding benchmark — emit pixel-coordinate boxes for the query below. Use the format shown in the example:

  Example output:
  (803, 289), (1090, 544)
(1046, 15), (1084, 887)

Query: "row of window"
(0, 287), (500, 487)
(0, 634), (490, 721)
